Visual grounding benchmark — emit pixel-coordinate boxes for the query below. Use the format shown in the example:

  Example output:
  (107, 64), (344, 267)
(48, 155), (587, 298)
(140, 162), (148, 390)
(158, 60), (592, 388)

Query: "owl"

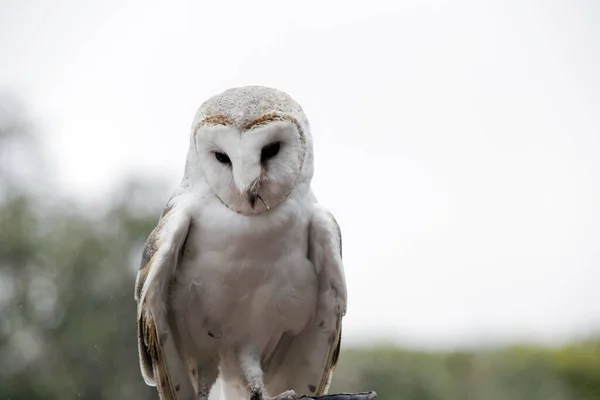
(134, 86), (349, 400)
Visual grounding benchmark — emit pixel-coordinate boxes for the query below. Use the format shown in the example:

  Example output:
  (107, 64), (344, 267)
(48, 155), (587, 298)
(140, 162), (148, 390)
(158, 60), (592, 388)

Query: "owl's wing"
(306, 204), (347, 394)
(134, 196), (196, 400)
(264, 203), (347, 396)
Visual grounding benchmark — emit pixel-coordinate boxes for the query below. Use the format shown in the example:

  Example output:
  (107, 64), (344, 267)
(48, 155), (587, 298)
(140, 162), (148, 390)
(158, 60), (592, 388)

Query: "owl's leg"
(240, 350), (297, 400)
(191, 359), (219, 400)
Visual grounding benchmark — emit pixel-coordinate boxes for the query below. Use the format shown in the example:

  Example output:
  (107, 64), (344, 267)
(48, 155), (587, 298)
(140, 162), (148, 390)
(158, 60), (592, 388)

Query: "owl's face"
(194, 118), (307, 216)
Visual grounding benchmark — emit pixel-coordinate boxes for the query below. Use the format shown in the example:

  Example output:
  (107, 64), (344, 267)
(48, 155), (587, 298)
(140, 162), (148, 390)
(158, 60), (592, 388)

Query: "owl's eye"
(261, 142), (281, 163)
(214, 151), (231, 164)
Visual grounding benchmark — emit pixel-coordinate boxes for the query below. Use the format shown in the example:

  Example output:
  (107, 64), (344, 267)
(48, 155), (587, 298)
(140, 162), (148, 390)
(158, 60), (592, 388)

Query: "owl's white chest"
(170, 194), (318, 363)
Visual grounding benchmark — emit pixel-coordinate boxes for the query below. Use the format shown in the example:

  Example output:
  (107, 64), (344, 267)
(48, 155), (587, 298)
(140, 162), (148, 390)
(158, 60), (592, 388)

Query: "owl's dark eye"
(214, 151), (231, 164)
(261, 142), (281, 163)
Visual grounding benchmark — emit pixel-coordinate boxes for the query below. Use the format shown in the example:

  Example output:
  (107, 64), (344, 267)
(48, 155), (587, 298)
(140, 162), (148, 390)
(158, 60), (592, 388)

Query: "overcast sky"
(2, 0), (599, 349)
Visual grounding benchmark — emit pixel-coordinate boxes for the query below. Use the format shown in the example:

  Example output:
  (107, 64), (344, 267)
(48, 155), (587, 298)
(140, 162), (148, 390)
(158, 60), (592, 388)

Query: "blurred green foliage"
(331, 342), (600, 400)
(1, 98), (599, 399)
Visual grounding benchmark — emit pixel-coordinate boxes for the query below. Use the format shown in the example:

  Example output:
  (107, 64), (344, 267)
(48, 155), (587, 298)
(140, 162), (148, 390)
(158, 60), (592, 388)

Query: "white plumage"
(135, 86), (347, 400)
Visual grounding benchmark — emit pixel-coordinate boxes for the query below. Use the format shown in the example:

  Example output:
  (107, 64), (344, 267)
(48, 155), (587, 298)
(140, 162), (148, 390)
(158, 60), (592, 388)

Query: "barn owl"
(134, 86), (361, 400)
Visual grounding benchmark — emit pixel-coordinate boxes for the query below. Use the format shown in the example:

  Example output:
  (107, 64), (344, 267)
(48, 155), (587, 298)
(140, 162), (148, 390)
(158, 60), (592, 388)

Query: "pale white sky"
(2, 0), (600, 349)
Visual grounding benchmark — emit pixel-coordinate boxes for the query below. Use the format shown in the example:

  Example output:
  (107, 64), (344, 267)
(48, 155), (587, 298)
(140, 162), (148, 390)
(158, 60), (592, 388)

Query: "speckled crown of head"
(191, 86), (310, 133)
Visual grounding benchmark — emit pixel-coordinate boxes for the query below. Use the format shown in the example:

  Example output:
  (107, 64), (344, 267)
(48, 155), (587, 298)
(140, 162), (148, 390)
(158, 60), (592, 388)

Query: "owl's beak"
(246, 189), (258, 209)
(245, 178), (261, 209)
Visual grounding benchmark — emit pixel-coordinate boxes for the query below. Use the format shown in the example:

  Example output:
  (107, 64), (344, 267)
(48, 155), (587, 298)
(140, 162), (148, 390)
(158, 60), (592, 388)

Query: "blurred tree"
(0, 94), (160, 399)
(0, 179), (163, 399)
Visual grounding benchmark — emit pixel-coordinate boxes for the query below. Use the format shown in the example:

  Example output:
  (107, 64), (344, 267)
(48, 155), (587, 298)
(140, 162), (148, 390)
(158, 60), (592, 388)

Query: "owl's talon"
(250, 389), (260, 400)
(271, 390), (297, 400)
(249, 389), (297, 400)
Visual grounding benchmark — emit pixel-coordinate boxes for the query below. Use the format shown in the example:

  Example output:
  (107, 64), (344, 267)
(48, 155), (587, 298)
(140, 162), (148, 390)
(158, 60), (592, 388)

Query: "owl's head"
(184, 86), (314, 216)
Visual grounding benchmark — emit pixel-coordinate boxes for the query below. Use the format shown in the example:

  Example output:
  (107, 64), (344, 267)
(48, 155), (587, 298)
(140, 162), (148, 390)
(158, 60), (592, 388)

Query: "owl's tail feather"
(210, 377), (248, 400)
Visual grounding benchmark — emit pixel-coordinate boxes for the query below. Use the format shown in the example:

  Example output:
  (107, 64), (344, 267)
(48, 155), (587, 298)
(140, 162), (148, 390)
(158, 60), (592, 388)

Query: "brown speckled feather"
(134, 196), (193, 400)
(142, 310), (178, 400)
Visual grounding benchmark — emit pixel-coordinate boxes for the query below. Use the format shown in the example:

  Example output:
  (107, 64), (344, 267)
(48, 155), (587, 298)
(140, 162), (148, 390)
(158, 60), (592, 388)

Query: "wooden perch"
(298, 391), (377, 400)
